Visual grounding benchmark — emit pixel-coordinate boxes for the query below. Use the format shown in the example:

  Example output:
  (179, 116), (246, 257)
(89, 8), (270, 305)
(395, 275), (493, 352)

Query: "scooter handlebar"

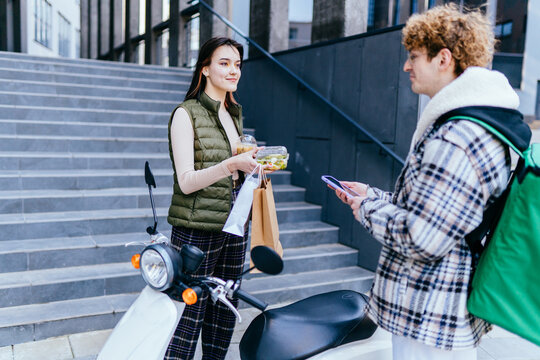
(235, 289), (268, 311)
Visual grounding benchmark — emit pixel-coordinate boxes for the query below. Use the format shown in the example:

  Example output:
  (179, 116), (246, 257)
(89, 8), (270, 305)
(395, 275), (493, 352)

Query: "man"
(334, 4), (530, 360)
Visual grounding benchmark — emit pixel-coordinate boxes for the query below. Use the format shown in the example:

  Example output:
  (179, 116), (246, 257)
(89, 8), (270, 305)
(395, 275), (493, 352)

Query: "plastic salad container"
(256, 146), (289, 170)
(236, 134), (257, 154)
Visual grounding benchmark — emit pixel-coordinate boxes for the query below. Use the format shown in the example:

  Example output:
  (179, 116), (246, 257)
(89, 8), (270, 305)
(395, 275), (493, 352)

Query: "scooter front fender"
(98, 286), (185, 360)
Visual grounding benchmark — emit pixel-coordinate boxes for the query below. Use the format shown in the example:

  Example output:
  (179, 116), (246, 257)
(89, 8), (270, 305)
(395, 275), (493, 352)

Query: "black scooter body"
(239, 290), (377, 360)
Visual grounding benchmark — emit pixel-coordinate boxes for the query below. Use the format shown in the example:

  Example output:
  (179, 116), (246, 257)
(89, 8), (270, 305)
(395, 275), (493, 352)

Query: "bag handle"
(259, 164), (269, 188)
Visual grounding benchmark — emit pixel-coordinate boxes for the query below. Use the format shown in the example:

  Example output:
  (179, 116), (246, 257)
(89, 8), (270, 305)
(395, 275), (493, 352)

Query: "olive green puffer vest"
(167, 92), (243, 232)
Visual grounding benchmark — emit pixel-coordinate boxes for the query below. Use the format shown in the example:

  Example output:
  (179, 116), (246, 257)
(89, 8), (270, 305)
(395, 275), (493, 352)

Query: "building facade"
(28, 0), (81, 57)
(1, 0), (80, 58)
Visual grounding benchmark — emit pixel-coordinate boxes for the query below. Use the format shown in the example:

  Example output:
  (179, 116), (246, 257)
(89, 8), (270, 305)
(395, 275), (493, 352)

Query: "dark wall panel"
(268, 61), (299, 169)
(237, 27), (418, 270)
(292, 138), (330, 206)
(357, 30), (402, 143)
(295, 46), (335, 139)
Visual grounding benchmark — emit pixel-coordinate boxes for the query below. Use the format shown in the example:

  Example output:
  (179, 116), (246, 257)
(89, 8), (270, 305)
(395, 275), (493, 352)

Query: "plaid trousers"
(164, 189), (248, 360)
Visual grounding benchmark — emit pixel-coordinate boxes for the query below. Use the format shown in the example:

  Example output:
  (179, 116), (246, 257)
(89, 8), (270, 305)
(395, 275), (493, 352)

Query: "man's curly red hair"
(402, 4), (495, 76)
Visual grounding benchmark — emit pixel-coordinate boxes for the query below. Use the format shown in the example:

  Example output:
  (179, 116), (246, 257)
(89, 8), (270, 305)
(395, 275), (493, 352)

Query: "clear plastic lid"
(256, 146), (288, 159)
(237, 135), (257, 154)
(239, 134), (257, 145)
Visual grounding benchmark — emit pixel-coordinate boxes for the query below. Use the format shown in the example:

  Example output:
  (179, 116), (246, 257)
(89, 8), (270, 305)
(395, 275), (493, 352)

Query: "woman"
(164, 37), (258, 360)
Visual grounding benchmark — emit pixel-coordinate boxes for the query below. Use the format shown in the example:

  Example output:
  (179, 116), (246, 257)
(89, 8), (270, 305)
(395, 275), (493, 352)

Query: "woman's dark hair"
(185, 37), (244, 109)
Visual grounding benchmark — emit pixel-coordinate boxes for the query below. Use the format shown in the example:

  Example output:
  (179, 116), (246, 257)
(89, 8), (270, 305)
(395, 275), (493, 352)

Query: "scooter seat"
(239, 290), (377, 360)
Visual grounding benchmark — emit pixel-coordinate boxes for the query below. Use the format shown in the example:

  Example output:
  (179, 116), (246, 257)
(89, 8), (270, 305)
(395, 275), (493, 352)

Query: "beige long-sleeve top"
(170, 107), (240, 195)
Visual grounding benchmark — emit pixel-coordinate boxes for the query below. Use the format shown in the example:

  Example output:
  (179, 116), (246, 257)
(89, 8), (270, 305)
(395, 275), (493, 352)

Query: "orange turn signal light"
(182, 288), (198, 305)
(131, 254), (141, 269)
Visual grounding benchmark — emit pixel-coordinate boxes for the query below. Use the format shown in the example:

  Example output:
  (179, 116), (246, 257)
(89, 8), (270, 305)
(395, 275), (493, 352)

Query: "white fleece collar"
(410, 66), (519, 151)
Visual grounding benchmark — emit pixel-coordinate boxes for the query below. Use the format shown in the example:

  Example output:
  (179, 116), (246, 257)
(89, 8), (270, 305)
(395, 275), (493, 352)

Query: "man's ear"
(438, 48), (455, 72)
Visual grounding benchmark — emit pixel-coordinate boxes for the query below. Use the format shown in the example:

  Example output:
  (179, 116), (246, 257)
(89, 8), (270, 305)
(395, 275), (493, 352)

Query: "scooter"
(97, 162), (378, 360)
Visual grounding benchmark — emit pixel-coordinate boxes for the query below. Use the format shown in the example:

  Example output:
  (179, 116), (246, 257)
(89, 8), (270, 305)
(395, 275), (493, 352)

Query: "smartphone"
(321, 175), (360, 197)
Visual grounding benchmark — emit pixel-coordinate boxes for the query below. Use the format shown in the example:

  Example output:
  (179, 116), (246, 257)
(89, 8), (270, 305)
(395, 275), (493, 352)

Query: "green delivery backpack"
(443, 113), (539, 346)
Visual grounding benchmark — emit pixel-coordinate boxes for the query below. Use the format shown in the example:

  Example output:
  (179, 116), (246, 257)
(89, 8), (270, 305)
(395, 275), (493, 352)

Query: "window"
(289, 27), (298, 40)
(495, 21), (513, 38)
(58, 13), (71, 57)
(392, 0), (401, 25)
(34, 0), (52, 48)
(75, 29), (80, 58)
(410, 0), (418, 14)
(367, 0), (375, 28)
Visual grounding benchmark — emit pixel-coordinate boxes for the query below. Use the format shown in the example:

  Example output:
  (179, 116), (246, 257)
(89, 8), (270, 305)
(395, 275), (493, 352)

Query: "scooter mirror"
(251, 246), (283, 275)
(181, 245), (205, 275)
(145, 161), (156, 188)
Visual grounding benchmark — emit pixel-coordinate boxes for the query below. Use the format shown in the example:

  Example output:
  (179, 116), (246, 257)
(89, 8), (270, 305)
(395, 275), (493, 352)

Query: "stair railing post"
(12, 0), (22, 52)
(97, 0), (102, 58)
(109, 0), (116, 60)
(87, 0), (92, 58)
(144, 0), (152, 64)
(169, 0), (180, 67)
(124, 0), (131, 62)
(0, 0), (7, 51)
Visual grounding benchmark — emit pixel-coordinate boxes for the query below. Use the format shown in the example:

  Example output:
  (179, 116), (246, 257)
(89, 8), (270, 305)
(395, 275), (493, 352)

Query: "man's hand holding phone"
(322, 176), (368, 222)
(322, 176), (367, 201)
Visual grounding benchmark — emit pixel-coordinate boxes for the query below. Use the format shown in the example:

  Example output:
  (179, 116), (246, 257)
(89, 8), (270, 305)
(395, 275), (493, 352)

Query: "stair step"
(0, 134), (168, 153)
(0, 220), (338, 272)
(0, 104), (169, 124)
(0, 242), (356, 308)
(0, 200), (318, 240)
(0, 187), (171, 214)
(240, 266), (374, 308)
(0, 169), (292, 191)
(0, 50), (193, 74)
(0, 91), (178, 112)
(0, 265), (374, 347)
(0, 184), (305, 214)
(0, 232), (159, 273)
(0, 119), (168, 138)
(0, 79), (186, 101)
(0, 263), (143, 308)
(0, 67), (188, 91)
(0, 263), (144, 308)
(0, 265), (373, 347)
(277, 221), (339, 248)
(245, 243), (357, 278)
(0, 58), (192, 82)
(0, 168), (173, 191)
(0, 293), (137, 346)
(0, 151), (171, 171)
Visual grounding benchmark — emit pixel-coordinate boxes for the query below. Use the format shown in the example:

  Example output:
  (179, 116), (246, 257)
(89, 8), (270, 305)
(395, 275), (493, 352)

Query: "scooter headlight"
(139, 244), (181, 291)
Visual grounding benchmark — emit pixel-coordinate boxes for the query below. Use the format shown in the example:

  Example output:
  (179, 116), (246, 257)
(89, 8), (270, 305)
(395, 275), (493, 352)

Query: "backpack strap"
(446, 115), (525, 159)
(441, 115), (525, 282)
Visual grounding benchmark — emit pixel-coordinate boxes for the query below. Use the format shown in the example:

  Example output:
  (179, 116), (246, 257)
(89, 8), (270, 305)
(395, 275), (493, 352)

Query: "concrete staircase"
(0, 51), (373, 347)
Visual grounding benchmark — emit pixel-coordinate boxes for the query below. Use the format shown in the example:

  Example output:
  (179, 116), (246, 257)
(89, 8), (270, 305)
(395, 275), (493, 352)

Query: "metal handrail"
(192, 0), (405, 166)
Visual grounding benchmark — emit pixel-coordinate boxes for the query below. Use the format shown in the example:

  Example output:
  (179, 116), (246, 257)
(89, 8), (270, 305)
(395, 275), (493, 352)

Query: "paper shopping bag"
(250, 176), (283, 269)
(223, 166), (261, 236)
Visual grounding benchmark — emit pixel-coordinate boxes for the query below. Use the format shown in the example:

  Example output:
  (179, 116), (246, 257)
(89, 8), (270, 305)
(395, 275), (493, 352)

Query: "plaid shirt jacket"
(360, 119), (510, 350)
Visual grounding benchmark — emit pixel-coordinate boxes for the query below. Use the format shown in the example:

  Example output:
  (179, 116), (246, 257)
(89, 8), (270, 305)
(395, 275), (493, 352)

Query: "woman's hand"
(226, 147), (260, 173)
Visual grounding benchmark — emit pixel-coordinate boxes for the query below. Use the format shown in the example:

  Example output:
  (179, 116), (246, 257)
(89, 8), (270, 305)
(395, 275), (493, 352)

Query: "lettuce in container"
(256, 146), (289, 171)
